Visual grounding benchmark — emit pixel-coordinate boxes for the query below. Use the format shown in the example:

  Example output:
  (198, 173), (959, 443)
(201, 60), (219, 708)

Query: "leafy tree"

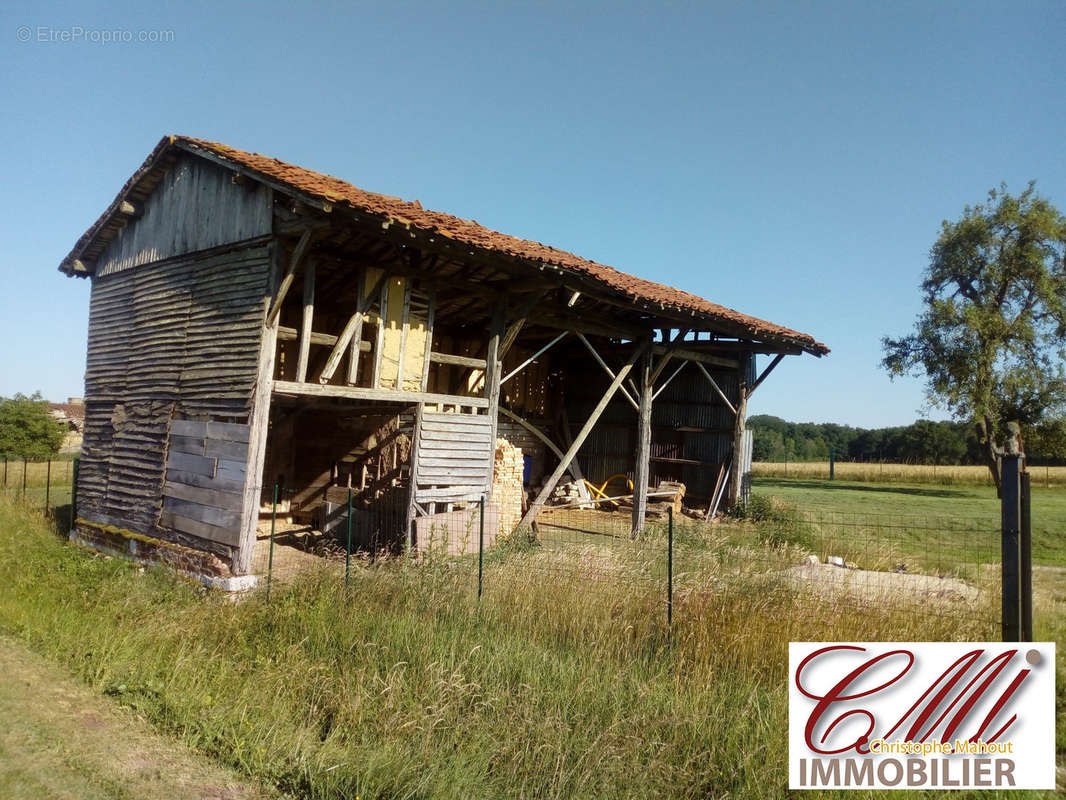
(1026, 417), (1066, 462)
(900, 420), (967, 465)
(882, 183), (1066, 490)
(0, 393), (67, 459)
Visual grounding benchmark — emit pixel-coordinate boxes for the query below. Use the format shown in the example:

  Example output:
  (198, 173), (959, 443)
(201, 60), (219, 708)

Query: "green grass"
(755, 476), (1066, 568)
(0, 498), (1061, 799)
(0, 636), (274, 800)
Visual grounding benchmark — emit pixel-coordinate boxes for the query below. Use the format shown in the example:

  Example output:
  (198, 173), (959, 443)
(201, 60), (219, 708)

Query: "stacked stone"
(491, 437), (524, 538)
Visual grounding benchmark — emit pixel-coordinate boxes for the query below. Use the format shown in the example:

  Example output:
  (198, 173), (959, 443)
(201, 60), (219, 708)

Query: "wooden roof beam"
(267, 226), (315, 325)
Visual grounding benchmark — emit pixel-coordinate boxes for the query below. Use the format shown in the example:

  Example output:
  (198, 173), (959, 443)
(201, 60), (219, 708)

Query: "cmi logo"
(788, 642), (1056, 790)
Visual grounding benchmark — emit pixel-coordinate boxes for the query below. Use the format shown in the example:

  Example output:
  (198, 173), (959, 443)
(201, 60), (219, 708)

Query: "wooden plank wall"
(413, 411), (494, 504)
(162, 419), (249, 547)
(96, 154), (272, 277)
(77, 241), (271, 556)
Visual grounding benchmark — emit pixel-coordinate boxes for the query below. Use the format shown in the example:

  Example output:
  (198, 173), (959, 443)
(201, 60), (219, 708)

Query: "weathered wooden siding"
(77, 241), (272, 558)
(95, 153), (272, 277)
(413, 411), (493, 504)
(161, 419), (249, 547)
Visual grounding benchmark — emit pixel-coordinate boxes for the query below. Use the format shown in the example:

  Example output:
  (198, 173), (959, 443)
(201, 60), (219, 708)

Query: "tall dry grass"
(752, 460), (1066, 486)
(0, 498), (1057, 799)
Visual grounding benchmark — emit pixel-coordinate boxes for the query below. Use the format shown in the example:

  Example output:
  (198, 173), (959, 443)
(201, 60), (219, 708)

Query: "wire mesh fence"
(490, 499), (999, 638)
(497, 504), (675, 616)
(710, 505), (1000, 632)
(240, 479), (1002, 639)
(0, 456), (77, 526)
(8, 456), (1002, 640)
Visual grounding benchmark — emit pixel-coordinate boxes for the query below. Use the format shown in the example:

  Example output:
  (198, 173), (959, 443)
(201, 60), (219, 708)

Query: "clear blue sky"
(2, 1), (1063, 427)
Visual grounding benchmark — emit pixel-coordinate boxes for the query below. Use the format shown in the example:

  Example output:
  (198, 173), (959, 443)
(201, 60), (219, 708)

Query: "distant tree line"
(748, 415), (1066, 465)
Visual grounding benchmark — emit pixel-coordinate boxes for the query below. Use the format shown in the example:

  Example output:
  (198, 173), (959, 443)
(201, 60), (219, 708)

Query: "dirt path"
(0, 637), (279, 800)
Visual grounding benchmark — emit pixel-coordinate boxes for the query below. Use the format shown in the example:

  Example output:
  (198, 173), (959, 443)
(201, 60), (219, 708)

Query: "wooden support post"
(500, 407), (568, 463)
(319, 271), (388, 385)
(404, 403), (425, 553)
(371, 279), (389, 389)
(726, 357), (750, 509)
(396, 283), (413, 389)
(575, 332), (640, 411)
(501, 331), (567, 385)
(347, 271), (367, 385)
(267, 227), (313, 325)
(234, 239), (282, 575)
(485, 308), (504, 468)
(694, 361), (737, 415)
(420, 288), (436, 392)
(295, 259), (315, 383)
(498, 291), (545, 360)
(450, 292), (545, 394)
(499, 406), (591, 502)
(749, 353), (785, 397)
(520, 341), (649, 528)
(653, 360), (687, 400)
(557, 405), (593, 504)
(648, 328), (690, 386)
(632, 346), (654, 536)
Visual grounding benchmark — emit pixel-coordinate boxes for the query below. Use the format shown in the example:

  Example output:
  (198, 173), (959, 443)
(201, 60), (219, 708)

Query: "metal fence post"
(667, 504), (674, 629)
(1020, 471), (1033, 642)
(2, 457), (6, 489)
(478, 496), (485, 600)
(829, 448), (835, 481)
(21, 458), (27, 499)
(345, 487), (352, 587)
(1000, 455), (1022, 642)
(267, 483), (278, 602)
(45, 459), (51, 513)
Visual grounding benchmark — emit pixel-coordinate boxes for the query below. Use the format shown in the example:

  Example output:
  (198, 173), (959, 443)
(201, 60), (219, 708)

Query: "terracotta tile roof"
(49, 402), (85, 420)
(63, 135), (829, 355)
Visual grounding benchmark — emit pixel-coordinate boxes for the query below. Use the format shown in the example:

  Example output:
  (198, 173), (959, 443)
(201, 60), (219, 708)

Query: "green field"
(756, 476), (1066, 568)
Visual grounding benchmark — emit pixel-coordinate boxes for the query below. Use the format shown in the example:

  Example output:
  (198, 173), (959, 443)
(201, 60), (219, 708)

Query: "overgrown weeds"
(0, 498), (1056, 799)
(727, 493), (815, 549)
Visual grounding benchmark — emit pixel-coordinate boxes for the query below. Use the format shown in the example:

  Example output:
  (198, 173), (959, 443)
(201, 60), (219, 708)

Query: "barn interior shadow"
(50, 504), (73, 537)
(754, 478), (971, 499)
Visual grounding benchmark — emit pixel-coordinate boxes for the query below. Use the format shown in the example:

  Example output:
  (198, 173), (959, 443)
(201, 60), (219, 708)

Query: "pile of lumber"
(491, 438), (524, 534)
(550, 479), (586, 504)
(616, 481), (685, 519)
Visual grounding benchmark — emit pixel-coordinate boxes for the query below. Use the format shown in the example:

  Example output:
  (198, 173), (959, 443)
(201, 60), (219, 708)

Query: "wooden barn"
(59, 136), (828, 588)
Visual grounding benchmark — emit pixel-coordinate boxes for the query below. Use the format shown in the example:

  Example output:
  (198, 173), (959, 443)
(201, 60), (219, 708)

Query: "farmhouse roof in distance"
(59, 135), (829, 357)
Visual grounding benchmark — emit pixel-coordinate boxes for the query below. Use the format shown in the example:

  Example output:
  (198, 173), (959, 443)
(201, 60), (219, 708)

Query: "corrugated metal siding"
(96, 153), (272, 277)
(77, 241), (271, 555)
